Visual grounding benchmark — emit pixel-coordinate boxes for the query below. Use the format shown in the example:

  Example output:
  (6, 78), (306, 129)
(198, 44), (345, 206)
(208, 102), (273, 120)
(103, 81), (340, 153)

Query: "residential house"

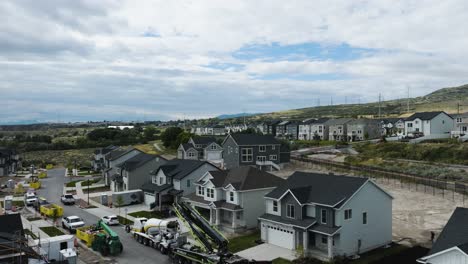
(404, 111), (454, 137)
(226, 124), (247, 134)
(256, 122), (269, 135)
(346, 119), (382, 141)
(0, 147), (20, 177)
(212, 125), (227, 136)
(451, 113), (468, 138)
(259, 172), (393, 261)
(183, 166), (285, 233)
(103, 147), (142, 186)
(417, 207), (468, 264)
(326, 118), (354, 141)
(378, 118), (404, 136)
(177, 137), (223, 165)
(111, 153), (167, 192)
(267, 120), (281, 136)
(285, 122), (300, 140)
(310, 118), (330, 140)
(222, 134), (288, 171)
(92, 145), (118, 171)
(141, 159), (220, 210)
(276, 121), (290, 138)
(298, 119), (316, 140)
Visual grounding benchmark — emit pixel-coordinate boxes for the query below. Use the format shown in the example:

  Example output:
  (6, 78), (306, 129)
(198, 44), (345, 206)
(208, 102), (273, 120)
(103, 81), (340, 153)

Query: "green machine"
(91, 220), (123, 256)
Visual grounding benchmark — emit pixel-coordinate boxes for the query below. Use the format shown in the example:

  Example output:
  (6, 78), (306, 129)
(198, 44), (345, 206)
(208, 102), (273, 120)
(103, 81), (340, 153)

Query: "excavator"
(169, 202), (271, 264)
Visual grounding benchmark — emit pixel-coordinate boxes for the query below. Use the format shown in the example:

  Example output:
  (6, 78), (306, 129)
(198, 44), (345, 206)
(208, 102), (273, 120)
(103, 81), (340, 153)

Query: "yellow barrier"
(30, 181), (41, 189)
(40, 204), (63, 217)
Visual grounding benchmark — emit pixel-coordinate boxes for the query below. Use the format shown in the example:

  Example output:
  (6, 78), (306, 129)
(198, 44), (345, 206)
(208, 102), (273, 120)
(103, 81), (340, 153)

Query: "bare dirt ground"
(273, 162), (466, 248)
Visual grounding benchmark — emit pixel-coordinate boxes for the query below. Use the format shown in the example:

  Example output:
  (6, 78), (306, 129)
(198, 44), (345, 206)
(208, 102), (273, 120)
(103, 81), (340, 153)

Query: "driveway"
(42, 168), (171, 264)
(236, 243), (296, 261)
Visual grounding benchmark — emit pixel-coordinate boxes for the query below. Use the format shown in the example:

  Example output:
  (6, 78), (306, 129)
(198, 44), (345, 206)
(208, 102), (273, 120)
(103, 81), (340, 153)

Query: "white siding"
(266, 199), (281, 216)
(335, 181), (392, 256)
(430, 113), (454, 135)
(426, 249), (468, 264)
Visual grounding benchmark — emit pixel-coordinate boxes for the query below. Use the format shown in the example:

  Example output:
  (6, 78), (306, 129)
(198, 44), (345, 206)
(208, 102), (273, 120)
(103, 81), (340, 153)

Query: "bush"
(40, 226), (65, 237)
(38, 172), (47, 179)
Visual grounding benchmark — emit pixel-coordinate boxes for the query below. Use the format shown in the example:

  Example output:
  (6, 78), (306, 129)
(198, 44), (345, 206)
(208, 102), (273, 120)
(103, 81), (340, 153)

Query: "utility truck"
(126, 217), (180, 254)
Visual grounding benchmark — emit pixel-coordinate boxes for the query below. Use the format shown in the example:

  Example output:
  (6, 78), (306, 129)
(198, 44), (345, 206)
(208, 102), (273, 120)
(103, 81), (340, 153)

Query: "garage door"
(207, 152), (220, 161)
(265, 224), (294, 250)
(144, 193), (155, 207)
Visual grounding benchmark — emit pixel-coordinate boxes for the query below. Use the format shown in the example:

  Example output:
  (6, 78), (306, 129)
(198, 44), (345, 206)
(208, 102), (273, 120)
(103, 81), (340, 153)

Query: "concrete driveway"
(236, 243), (296, 261)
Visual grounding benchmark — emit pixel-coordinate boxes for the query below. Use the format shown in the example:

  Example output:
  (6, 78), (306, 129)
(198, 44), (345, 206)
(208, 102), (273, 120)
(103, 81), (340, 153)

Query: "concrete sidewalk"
(236, 243), (296, 261)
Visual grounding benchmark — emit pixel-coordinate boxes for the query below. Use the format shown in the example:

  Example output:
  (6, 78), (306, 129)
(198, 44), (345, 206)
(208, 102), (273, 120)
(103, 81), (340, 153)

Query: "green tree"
(143, 125), (158, 141)
(115, 195), (124, 217)
(160, 127), (183, 148)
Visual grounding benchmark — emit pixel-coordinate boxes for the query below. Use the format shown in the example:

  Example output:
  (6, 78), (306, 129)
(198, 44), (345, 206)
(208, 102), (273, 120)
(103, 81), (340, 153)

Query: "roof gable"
(155, 159), (218, 180)
(427, 207), (468, 256)
(405, 111), (450, 121)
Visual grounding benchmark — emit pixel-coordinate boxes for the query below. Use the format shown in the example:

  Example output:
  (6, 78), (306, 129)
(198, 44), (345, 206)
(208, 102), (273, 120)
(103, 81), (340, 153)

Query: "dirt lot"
(273, 162), (465, 247)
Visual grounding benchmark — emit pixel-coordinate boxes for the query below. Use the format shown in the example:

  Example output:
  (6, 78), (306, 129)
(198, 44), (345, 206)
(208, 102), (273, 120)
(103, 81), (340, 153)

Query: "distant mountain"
(217, 113), (260, 120)
(228, 84), (468, 122)
(0, 120), (42, 125)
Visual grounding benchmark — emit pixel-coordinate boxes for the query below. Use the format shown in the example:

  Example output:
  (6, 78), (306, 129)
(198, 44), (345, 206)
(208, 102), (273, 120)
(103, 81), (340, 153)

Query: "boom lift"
(169, 202), (270, 264)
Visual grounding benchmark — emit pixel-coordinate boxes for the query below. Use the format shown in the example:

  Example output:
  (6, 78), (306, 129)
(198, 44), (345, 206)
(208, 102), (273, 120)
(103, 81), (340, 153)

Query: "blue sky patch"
(203, 62), (245, 71)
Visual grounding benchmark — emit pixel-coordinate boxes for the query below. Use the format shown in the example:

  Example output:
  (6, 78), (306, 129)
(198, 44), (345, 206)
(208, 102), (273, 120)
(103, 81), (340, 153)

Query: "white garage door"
(144, 193), (155, 207)
(266, 224), (294, 250)
(207, 152), (220, 161)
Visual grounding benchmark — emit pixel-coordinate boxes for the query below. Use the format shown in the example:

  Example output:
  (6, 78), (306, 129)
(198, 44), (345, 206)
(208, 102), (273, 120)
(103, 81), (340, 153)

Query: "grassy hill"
(241, 84), (468, 121)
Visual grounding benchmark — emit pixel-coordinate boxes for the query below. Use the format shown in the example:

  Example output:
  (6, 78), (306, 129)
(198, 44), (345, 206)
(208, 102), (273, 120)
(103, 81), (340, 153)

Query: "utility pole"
(407, 86), (410, 113)
(378, 93), (382, 118)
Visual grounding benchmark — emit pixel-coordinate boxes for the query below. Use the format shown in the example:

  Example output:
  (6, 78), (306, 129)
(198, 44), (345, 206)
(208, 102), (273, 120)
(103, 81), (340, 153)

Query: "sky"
(2, 0), (468, 123)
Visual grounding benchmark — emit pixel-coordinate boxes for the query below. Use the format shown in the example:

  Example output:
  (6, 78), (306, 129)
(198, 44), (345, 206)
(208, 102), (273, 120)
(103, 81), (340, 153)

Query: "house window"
(186, 180), (191, 188)
(269, 155), (277, 161)
(211, 144), (217, 150)
(159, 177), (163, 185)
(207, 189), (214, 198)
(259, 145), (266, 152)
(286, 204), (295, 219)
(358, 130), (362, 134)
(344, 209), (352, 220)
(415, 121), (419, 124)
(230, 192), (234, 202)
(273, 201), (278, 212)
(198, 186), (204, 195)
(363, 212), (368, 225)
(272, 145), (276, 150)
(321, 209), (327, 224)
(407, 123), (413, 128)
(319, 126), (323, 133)
(241, 148), (253, 162)
(442, 120), (445, 124)
(188, 151), (195, 158)
(257, 156), (266, 162)
(456, 118), (462, 123)
(236, 211), (242, 220)
(321, 235), (328, 244)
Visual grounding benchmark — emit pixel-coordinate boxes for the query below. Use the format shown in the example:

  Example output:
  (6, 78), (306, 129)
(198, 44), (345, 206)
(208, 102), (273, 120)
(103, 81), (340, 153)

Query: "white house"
(404, 111), (453, 137)
(451, 113), (468, 139)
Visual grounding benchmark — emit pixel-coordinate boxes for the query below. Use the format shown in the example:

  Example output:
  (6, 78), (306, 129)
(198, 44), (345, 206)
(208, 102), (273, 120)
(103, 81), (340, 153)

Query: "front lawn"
(117, 215), (133, 225)
(81, 179), (101, 186)
(128, 210), (165, 219)
(273, 258), (292, 264)
(40, 226), (65, 237)
(228, 231), (260, 253)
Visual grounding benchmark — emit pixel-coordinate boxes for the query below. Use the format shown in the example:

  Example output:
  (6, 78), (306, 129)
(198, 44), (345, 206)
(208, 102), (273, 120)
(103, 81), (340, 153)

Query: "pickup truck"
(60, 194), (75, 205)
(62, 216), (85, 233)
(24, 192), (38, 206)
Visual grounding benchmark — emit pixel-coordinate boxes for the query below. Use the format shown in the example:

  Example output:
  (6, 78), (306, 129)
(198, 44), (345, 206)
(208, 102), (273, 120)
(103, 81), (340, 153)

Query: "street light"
(87, 179), (90, 207)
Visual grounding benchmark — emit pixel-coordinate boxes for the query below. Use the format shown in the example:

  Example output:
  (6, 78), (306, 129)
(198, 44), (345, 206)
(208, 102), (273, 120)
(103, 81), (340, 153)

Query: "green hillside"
(245, 84), (468, 121)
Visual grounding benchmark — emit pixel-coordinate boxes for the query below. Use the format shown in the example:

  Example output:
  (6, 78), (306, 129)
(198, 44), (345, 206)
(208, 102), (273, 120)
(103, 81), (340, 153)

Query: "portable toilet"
(4, 196), (13, 211)
(100, 193), (108, 205)
(7, 180), (15, 189)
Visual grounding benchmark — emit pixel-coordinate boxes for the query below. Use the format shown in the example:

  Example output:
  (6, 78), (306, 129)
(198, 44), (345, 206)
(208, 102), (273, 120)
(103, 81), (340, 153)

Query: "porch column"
(303, 231), (309, 254)
(232, 211), (236, 228)
(327, 236), (333, 259)
(215, 209), (220, 225)
(209, 209), (213, 224)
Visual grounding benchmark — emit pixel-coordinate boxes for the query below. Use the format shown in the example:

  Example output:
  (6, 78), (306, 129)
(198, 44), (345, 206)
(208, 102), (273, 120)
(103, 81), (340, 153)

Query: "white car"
(62, 216), (85, 233)
(24, 192), (38, 206)
(101, 215), (119, 226)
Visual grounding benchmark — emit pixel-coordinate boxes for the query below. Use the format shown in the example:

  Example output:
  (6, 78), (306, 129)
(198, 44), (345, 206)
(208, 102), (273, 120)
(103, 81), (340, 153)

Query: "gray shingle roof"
(141, 183), (172, 193)
(116, 153), (165, 172)
(207, 166), (285, 191)
(259, 213), (316, 229)
(324, 118), (354, 126)
(191, 137), (216, 145)
(229, 134), (280, 146)
(265, 172), (369, 207)
(428, 207), (468, 256)
(405, 111), (449, 121)
(181, 143), (197, 151)
(156, 159), (217, 180)
(309, 224), (341, 235)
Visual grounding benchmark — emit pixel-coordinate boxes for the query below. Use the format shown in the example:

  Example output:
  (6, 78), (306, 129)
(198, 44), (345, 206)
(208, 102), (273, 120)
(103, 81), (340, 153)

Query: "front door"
(309, 232), (316, 247)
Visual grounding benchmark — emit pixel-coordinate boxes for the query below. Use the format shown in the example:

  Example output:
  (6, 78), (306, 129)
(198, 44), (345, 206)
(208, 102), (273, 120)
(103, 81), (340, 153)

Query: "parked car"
(101, 215), (119, 226)
(24, 192), (38, 206)
(62, 216), (85, 233)
(60, 194), (75, 205)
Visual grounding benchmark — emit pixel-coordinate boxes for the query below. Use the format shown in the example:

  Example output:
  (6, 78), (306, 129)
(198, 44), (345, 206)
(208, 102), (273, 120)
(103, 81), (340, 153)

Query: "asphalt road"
(41, 168), (171, 264)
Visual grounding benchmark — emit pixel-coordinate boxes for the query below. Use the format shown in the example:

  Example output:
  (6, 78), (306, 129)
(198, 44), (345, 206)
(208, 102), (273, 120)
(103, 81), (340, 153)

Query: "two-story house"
(276, 121), (290, 138)
(298, 119), (315, 140)
(92, 145), (118, 171)
(378, 118), (404, 136)
(259, 172), (393, 261)
(346, 119), (382, 141)
(267, 120), (281, 136)
(285, 122), (300, 140)
(141, 159), (219, 210)
(451, 112), (468, 139)
(112, 153), (167, 192)
(417, 207), (468, 264)
(0, 147), (20, 177)
(222, 134), (288, 171)
(177, 137), (223, 165)
(326, 118), (354, 141)
(183, 166), (285, 233)
(404, 111), (453, 137)
(298, 118), (330, 140)
(103, 147), (142, 186)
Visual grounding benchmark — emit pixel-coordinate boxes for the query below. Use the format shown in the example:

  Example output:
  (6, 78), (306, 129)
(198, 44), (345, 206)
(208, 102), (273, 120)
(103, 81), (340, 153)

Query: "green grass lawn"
(117, 215), (133, 225)
(128, 210), (165, 219)
(228, 231), (260, 253)
(66, 178), (100, 187)
(40, 226), (65, 237)
(273, 258), (292, 264)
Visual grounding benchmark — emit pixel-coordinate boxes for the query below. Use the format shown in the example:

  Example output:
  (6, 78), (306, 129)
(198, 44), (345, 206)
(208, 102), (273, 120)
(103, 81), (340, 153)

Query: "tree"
(143, 125), (158, 141)
(160, 127), (183, 148)
(115, 195), (124, 217)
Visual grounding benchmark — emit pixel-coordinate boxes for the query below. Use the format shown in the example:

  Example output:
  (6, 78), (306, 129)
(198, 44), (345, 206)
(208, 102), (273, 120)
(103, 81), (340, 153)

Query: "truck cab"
(24, 192), (38, 206)
(62, 216), (85, 233)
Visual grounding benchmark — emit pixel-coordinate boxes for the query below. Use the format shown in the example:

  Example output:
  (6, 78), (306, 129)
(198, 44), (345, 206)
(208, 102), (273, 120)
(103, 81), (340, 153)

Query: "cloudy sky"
(2, 0), (468, 123)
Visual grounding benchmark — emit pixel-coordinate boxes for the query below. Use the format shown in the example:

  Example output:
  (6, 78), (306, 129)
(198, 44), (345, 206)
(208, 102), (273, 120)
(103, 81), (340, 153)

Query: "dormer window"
(229, 192), (234, 202)
(211, 144), (217, 150)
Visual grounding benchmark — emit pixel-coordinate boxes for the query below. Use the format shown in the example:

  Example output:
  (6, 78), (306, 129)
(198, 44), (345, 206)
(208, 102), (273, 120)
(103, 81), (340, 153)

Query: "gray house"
(141, 159), (219, 210)
(103, 147), (142, 187)
(222, 134), (288, 171)
(259, 172), (393, 261)
(92, 145), (118, 171)
(0, 148), (20, 177)
(276, 121), (290, 137)
(112, 153), (167, 192)
(404, 111), (453, 137)
(183, 166), (285, 233)
(285, 122), (299, 140)
(267, 120), (281, 136)
(177, 137), (223, 165)
(417, 207), (468, 264)
(326, 118), (354, 141)
(346, 119), (382, 141)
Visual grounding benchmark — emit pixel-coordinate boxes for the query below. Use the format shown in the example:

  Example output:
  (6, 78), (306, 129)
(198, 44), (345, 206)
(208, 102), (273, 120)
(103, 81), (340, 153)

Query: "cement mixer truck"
(125, 217), (180, 254)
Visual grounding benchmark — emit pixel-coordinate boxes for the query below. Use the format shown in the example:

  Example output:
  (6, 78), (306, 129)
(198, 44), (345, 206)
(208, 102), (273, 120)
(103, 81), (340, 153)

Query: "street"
(41, 168), (171, 264)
